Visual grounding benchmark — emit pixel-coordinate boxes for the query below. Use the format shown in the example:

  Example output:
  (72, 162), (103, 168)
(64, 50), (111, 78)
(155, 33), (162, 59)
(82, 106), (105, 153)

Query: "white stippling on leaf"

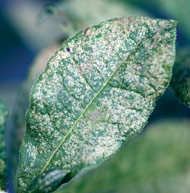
(17, 17), (176, 193)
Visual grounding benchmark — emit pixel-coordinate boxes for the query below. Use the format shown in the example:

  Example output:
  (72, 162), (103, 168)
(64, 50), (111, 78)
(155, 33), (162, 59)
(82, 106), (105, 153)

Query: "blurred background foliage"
(0, 0), (189, 192)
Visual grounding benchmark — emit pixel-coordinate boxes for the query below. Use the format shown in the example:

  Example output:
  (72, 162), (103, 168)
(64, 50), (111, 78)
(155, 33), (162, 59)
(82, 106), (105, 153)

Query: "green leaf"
(0, 98), (8, 191)
(171, 48), (190, 108)
(9, 43), (61, 190)
(55, 119), (190, 193)
(17, 17), (176, 193)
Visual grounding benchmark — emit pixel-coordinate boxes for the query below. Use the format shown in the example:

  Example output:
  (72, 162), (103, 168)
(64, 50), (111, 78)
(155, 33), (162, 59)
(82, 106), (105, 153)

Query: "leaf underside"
(0, 98), (8, 190)
(17, 17), (176, 193)
(171, 48), (190, 108)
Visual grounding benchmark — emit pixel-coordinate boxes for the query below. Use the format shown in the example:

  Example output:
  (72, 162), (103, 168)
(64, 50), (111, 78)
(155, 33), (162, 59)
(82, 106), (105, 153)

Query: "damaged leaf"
(17, 17), (176, 192)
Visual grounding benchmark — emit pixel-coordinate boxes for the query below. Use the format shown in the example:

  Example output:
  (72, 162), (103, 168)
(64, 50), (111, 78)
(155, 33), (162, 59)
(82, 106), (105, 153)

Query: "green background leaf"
(171, 48), (190, 108)
(0, 98), (8, 190)
(43, 0), (149, 36)
(17, 17), (176, 192)
(55, 119), (190, 193)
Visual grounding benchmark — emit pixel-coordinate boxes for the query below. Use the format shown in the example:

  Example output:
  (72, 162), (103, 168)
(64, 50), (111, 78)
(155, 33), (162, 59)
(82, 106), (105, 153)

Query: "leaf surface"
(0, 98), (8, 190)
(55, 119), (190, 193)
(17, 17), (176, 192)
(171, 48), (190, 108)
